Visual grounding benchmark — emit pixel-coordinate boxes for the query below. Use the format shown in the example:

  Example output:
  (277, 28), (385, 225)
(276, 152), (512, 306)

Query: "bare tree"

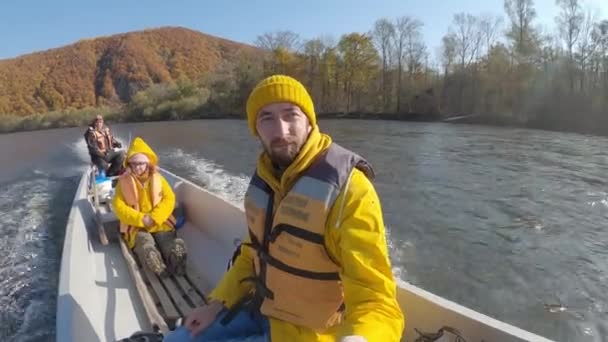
(556, 0), (583, 91)
(576, 9), (600, 91)
(593, 20), (608, 92)
(504, 0), (539, 59)
(317, 36), (339, 112)
(479, 14), (504, 57)
(439, 33), (457, 113)
(405, 22), (427, 80)
(393, 16), (423, 113)
(445, 13), (485, 113)
(255, 31), (300, 51)
(440, 34), (458, 77)
(254, 31), (301, 75)
(451, 13), (482, 69)
(302, 38), (325, 96)
(372, 18), (395, 111)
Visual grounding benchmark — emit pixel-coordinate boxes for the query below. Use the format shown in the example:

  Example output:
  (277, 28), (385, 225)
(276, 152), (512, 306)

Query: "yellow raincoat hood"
(124, 137), (159, 167)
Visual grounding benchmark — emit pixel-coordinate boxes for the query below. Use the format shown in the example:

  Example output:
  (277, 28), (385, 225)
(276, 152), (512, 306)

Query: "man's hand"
(184, 300), (224, 337)
(143, 215), (154, 228)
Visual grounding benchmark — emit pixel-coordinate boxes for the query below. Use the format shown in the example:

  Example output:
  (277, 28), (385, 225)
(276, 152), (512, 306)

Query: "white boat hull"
(56, 168), (554, 342)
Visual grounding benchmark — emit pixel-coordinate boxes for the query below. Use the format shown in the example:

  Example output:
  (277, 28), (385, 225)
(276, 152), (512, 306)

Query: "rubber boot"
(134, 231), (168, 278)
(143, 244), (168, 278)
(167, 238), (187, 276)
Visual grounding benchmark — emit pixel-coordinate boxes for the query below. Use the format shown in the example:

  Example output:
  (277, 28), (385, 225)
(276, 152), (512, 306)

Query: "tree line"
(2, 0), (607, 135)
(239, 0), (608, 133)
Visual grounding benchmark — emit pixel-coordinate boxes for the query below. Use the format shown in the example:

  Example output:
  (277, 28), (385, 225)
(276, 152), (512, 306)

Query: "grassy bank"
(0, 107), (441, 134)
(0, 78), (600, 137)
(0, 81), (244, 134)
(0, 77), (444, 134)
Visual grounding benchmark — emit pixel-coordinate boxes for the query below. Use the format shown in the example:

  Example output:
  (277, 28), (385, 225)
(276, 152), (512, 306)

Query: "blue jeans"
(163, 309), (270, 342)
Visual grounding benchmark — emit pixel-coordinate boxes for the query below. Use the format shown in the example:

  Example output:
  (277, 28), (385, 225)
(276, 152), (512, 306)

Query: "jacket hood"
(125, 137), (158, 167)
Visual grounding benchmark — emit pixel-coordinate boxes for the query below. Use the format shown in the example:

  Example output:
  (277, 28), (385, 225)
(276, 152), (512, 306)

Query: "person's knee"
(136, 232), (155, 247)
(94, 158), (108, 170)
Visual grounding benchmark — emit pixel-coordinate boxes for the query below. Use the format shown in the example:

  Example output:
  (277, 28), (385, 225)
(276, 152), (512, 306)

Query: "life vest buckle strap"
(240, 276), (274, 300)
(269, 224), (325, 245)
(258, 250), (269, 262)
(267, 225), (284, 243)
(243, 233), (271, 263)
(265, 254), (341, 281)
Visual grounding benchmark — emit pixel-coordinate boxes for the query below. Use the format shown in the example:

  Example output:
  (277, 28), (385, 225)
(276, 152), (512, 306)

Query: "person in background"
(84, 114), (125, 176)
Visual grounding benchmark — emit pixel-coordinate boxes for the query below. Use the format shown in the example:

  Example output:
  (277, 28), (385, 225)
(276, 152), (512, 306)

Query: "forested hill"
(0, 26), (258, 116)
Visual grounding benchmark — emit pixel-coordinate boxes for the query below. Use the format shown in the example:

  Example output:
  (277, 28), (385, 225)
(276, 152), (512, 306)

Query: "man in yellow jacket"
(165, 75), (404, 342)
(113, 137), (187, 277)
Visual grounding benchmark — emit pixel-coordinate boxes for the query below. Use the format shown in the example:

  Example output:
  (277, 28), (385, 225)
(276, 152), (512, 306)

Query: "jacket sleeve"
(86, 129), (105, 158)
(207, 236), (255, 308)
(148, 176), (176, 226)
(112, 182), (145, 227)
(329, 170), (405, 342)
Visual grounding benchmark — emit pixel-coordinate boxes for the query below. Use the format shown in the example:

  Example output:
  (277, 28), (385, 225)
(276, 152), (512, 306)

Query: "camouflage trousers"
(133, 230), (187, 277)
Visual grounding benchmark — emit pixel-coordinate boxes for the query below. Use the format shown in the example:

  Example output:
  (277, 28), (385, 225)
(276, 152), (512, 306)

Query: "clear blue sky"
(1, 0), (606, 60)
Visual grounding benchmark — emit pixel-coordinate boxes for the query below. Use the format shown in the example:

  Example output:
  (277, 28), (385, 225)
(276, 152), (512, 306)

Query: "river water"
(1, 119), (607, 342)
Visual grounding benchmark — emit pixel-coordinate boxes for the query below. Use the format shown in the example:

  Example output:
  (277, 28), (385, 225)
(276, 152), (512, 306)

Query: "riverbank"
(1, 108), (604, 139)
(0, 109), (442, 134)
(0, 108), (243, 134)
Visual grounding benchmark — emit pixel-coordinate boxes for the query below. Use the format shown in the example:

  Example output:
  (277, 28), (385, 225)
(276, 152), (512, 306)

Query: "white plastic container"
(95, 178), (113, 203)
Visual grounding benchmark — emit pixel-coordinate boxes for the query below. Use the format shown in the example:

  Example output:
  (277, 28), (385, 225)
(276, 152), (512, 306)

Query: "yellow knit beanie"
(246, 75), (316, 136)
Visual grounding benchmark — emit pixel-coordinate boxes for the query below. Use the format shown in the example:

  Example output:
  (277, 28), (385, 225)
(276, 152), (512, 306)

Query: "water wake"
(159, 148), (250, 208)
(0, 176), (75, 342)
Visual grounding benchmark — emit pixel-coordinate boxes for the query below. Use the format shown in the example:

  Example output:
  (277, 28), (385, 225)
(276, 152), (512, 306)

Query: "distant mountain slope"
(0, 26), (258, 115)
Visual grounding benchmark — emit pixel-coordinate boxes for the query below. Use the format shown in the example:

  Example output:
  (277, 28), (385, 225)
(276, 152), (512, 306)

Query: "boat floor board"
(174, 275), (206, 307)
(114, 226), (212, 333)
(95, 191), (209, 333)
(118, 235), (169, 333)
(140, 257), (180, 319)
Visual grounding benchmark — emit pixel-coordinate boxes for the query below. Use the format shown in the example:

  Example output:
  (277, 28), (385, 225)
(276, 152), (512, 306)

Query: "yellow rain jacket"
(209, 127), (404, 341)
(112, 137), (176, 249)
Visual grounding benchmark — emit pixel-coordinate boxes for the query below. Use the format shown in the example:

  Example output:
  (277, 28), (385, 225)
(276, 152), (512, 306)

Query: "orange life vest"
(90, 127), (113, 154)
(118, 170), (176, 235)
(243, 143), (374, 331)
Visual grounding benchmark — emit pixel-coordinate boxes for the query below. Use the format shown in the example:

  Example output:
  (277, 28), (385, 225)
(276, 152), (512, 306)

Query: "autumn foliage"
(2, 0), (608, 136)
(0, 27), (258, 116)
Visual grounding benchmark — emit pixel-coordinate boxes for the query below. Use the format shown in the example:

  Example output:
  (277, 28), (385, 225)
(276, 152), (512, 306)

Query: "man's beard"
(263, 138), (302, 169)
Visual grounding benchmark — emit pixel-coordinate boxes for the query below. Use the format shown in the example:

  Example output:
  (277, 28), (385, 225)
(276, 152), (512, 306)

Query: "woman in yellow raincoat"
(112, 137), (187, 277)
